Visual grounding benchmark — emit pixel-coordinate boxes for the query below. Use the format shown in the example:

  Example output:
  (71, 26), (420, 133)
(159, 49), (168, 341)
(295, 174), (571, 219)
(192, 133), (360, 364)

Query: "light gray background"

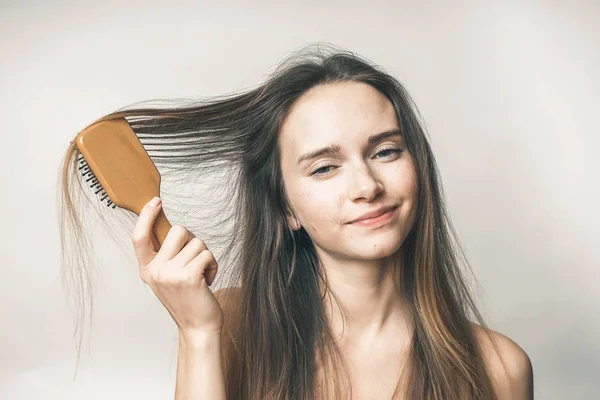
(1, 1), (598, 399)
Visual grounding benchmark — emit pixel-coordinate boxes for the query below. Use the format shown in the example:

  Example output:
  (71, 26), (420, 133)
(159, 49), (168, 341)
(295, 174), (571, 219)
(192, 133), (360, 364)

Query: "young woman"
(58, 44), (533, 399)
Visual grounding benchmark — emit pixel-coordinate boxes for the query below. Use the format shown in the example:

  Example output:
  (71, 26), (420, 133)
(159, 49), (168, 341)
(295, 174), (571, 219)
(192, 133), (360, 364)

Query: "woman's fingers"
(186, 250), (219, 286)
(133, 199), (219, 286)
(158, 224), (194, 261)
(171, 237), (207, 267)
(132, 197), (163, 270)
(131, 199), (224, 332)
(204, 256), (218, 286)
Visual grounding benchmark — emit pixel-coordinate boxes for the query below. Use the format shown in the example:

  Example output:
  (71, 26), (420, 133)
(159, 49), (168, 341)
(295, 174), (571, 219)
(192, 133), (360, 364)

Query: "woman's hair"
(58, 43), (505, 399)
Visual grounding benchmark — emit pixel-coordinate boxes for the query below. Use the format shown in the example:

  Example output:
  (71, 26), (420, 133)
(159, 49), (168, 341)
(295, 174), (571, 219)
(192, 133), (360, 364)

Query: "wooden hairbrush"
(74, 117), (172, 245)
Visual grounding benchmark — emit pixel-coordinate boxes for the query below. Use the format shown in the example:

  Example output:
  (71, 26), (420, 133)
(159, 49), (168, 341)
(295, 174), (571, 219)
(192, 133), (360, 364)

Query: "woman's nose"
(348, 165), (384, 201)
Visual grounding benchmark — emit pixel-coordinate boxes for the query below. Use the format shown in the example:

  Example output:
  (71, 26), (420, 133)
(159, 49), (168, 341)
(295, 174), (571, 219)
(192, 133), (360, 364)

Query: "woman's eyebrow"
(296, 128), (402, 166)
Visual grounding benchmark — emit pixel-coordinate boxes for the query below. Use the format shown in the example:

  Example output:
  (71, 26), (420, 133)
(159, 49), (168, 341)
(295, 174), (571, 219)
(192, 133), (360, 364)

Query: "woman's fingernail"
(149, 197), (161, 207)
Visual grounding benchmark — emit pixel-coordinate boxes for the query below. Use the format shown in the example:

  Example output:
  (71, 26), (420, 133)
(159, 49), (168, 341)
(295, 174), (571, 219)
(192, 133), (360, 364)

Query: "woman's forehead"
(279, 82), (398, 156)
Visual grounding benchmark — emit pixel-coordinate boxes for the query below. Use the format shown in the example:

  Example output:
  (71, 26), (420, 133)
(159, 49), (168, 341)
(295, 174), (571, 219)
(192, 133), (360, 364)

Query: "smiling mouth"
(348, 207), (397, 227)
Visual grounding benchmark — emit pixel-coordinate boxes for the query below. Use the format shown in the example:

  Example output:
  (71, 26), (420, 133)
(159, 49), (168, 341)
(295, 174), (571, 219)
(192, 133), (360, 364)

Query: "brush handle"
(153, 208), (173, 246)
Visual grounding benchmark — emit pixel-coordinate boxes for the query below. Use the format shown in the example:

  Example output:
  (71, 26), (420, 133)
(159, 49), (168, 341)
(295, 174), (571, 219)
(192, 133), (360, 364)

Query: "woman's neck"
(317, 249), (413, 350)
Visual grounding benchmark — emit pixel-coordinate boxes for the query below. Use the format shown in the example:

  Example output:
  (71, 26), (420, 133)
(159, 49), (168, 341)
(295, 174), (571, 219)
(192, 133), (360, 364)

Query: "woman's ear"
(286, 213), (301, 231)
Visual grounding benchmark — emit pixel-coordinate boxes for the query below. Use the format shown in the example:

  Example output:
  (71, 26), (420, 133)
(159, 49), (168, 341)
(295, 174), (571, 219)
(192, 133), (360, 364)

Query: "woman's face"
(279, 81), (419, 261)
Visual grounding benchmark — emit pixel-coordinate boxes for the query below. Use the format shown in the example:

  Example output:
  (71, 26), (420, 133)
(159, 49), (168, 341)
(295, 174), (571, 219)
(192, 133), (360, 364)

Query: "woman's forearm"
(175, 330), (226, 400)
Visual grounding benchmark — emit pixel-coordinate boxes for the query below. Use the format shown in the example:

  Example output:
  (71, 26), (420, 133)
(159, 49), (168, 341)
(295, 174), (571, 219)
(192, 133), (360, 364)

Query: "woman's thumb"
(132, 197), (162, 268)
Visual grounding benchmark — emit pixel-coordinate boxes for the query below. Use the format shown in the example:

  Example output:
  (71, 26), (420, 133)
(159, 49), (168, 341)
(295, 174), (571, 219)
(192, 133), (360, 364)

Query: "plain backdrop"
(1, 1), (599, 399)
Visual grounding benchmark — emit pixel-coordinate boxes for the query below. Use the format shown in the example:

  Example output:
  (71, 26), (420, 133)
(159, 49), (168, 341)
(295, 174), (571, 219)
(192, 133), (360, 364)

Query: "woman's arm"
(129, 200), (229, 398)
(175, 330), (227, 400)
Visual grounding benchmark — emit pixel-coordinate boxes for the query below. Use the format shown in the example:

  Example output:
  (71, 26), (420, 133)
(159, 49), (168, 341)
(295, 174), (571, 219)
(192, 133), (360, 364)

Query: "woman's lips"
(349, 207), (397, 228)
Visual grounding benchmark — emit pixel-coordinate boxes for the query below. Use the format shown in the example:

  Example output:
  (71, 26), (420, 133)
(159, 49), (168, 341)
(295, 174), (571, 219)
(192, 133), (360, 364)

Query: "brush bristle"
(76, 152), (117, 209)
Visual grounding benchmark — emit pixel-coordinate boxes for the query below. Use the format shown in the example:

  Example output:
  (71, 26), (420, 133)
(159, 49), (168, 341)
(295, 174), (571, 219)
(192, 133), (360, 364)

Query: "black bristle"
(77, 151), (117, 210)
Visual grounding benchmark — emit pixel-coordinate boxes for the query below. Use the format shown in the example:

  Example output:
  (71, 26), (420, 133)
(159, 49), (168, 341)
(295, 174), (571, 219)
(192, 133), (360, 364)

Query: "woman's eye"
(374, 147), (403, 159)
(310, 165), (335, 176)
(309, 147), (403, 177)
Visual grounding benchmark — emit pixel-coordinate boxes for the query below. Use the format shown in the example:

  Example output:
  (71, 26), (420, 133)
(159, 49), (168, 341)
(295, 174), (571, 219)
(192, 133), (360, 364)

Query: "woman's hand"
(132, 197), (224, 335)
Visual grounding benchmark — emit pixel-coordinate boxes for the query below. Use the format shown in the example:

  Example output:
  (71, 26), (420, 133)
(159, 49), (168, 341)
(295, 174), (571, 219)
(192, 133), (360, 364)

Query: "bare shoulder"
(213, 286), (242, 311)
(471, 322), (534, 399)
(213, 286), (243, 332)
(213, 287), (243, 367)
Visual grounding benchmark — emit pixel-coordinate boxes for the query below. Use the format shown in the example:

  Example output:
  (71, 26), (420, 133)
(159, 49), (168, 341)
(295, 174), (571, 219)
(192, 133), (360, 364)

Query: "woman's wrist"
(178, 329), (222, 349)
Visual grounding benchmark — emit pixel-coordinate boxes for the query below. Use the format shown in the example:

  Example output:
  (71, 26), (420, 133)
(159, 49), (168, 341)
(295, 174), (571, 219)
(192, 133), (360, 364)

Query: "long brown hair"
(58, 43), (504, 399)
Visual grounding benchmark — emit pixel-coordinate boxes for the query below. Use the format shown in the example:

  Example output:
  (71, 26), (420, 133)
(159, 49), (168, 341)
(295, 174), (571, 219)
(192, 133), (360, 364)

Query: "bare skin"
(137, 79), (533, 399)
(133, 198), (226, 400)
(278, 81), (417, 398)
(276, 81), (532, 399)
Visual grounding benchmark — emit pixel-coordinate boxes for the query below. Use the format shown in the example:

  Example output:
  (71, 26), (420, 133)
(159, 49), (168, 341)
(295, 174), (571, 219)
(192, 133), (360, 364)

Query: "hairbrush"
(73, 117), (172, 245)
